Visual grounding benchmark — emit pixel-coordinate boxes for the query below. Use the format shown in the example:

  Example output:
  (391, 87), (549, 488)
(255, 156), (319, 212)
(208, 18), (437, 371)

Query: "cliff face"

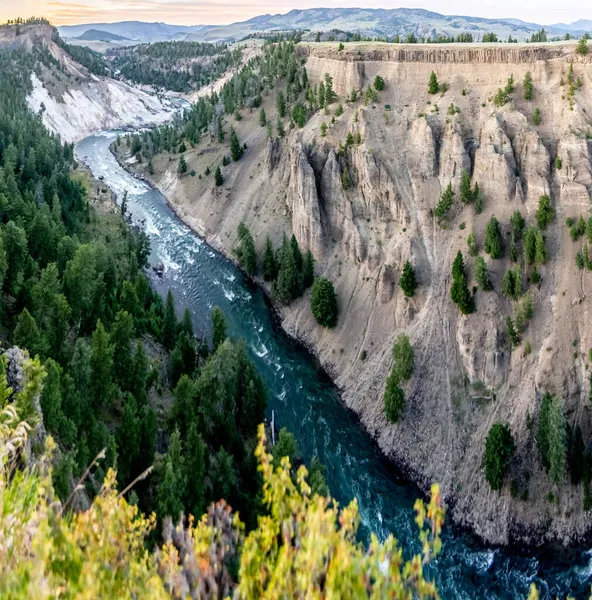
(6, 23), (178, 142)
(129, 42), (592, 546)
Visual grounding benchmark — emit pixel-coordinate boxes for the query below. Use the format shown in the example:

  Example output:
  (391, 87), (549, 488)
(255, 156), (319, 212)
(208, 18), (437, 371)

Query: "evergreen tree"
(162, 290), (178, 351)
(211, 306), (227, 352)
(399, 260), (417, 297)
(506, 316), (520, 346)
(538, 392), (567, 484)
(450, 251), (474, 314)
(523, 71), (534, 100)
(14, 308), (45, 358)
(230, 129), (243, 162)
(290, 235), (303, 271)
(302, 250), (315, 289)
(276, 90), (287, 118)
(274, 236), (300, 305)
(214, 165), (223, 186)
(184, 422), (207, 518)
(131, 341), (149, 405)
(90, 320), (114, 411)
(177, 155), (187, 175)
(484, 423), (515, 490)
(116, 393), (140, 486)
(311, 278), (338, 328)
(263, 236), (277, 282)
(111, 310), (135, 392)
(235, 223), (257, 276)
(157, 428), (186, 521)
(428, 71), (439, 94)
(474, 256), (492, 291)
(460, 171), (473, 204)
(259, 107), (266, 127)
(484, 216), (503, 259)
(374, 75), (385, 91)
(536, 195), (554, 229)
(276, 117), (285, 138)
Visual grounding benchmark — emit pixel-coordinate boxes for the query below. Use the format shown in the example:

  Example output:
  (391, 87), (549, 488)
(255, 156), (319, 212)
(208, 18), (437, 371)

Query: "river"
(77, 131), (591, 599)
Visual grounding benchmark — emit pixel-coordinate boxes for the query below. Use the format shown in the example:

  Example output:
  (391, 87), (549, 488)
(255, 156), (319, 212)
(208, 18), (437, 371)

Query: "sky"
(0, 0), (589, 27)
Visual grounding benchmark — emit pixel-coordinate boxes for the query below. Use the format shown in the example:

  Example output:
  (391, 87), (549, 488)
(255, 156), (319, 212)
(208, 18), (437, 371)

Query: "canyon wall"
(135, 42), (592, 545)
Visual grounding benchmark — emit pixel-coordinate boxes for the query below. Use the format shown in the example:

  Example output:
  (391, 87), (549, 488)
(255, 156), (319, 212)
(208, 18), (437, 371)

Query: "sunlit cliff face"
(0, 0), (585, 27)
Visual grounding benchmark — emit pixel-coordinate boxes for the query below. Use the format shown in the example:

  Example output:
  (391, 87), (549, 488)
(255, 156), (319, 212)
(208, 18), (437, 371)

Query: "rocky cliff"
(122, 42), (592, 546)
(1, 23), (177, 143)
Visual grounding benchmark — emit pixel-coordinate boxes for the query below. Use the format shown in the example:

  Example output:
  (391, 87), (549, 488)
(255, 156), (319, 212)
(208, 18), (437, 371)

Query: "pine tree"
(274, 236), (300, 305)
(302, 250), (315, 288)
(259, 107), (266, 127)
(506, 316), (520, 346)
(450, 251), (473, 314)
(162, 290), (177, 351)
(14, 308), (45, 358)
(523, 71), (534, 100)
(474, 256), (492, 291)
(230, 129), (243, 162)
(90, 320), (114, 411)
(276, 90), (287, 118)
(460, 171), (473, 203)
(131, 341), (149, 405)
(184, 422), (207, 518)
(290, 235), (303, 271)
(111, 310), (135, 392)
(276, 117), (285, 138)
(177, 155), (187, 175)
(235, 223), (257, 276)
(398, 260), (417, 296)
(263, 236), (277, 282)
(211, 165), (222, 187)
(484, 216), (503, 259)
(311, 278), (338, 328)
(211, 306), (227, 352)
(157, 428), (186, 521)
(536, 195), (554, 229)
(428, 71), (439, 94)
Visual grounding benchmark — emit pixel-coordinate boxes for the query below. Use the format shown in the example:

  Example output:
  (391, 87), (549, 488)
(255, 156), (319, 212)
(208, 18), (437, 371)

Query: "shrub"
(537, 392), (567, 484)
(384, 373), (405, 423)
(374, 75), (385, 91)
(533, 108), (541, 125)
(467, 232), (478, 256)
(392, 334), (414, 382)
(311, 278), (338, 328)
(484, 423), (515, 490)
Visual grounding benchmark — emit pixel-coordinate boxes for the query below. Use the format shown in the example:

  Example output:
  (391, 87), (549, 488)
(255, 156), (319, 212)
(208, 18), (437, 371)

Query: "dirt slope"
(119, 42), (592, 546)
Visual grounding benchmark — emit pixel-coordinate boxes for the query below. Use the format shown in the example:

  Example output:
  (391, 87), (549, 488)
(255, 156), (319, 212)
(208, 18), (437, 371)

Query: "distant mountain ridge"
(57, 9), (590, 44)
(75, 29), (130, 42)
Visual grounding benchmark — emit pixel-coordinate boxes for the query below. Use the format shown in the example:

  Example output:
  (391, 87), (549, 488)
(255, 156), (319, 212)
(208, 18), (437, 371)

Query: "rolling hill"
(58, 9), (590, 45)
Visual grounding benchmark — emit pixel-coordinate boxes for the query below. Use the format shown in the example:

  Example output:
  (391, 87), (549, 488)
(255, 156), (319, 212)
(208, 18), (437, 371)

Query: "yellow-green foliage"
(238, 424), (444, 599)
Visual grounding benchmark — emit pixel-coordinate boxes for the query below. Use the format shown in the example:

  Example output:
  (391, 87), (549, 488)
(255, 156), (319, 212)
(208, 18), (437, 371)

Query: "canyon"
(113, 41), (592, 545)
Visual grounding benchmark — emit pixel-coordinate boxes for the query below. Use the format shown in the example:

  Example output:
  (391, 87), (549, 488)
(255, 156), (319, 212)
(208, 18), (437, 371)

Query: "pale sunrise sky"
(0, 0), (589, 27)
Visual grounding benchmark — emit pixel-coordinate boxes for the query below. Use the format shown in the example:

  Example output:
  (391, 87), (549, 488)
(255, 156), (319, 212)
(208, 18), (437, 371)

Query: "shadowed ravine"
(77, 131), (591, 599)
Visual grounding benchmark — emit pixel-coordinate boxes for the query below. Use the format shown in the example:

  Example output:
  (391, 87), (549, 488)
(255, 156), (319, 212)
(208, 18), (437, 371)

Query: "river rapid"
(77, 131), (592, 599)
